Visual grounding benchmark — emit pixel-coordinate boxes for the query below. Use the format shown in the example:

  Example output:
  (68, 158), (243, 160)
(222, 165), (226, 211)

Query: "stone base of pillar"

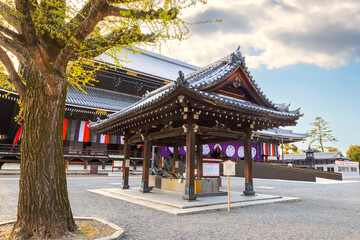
(183, 185), (197, 200)
(121, 179), (129, 189)
(183, 194), (197, 200)
(243, 182), (255, 195)
(140, 181), (153, 193)
(139, 187), (153, 193)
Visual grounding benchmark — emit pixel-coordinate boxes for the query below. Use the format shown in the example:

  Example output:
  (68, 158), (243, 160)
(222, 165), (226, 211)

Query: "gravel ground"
(0, 219), (116, 240)
(1, 175), (359, 240)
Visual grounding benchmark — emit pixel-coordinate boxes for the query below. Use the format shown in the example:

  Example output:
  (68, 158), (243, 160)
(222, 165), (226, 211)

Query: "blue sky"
(157, 0), (360, 154)
(251, 62), (360, 153)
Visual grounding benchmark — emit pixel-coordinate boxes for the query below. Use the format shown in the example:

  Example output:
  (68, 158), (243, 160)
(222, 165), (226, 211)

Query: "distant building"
(284, 152), (359, 177)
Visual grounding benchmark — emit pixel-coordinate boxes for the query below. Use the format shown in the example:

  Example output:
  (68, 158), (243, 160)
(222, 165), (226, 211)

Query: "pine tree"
(308, 117), (337, 152)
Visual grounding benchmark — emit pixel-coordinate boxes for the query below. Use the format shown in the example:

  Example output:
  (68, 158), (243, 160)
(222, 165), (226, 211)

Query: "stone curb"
(0, 217), (124, 240)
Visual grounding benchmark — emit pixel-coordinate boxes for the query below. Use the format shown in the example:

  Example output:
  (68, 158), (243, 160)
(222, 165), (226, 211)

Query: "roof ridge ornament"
(143, 90), (150, 98)
(176, 70), (188, 87)
(230, 46), (243, 63)
(290, 107), (301, 114)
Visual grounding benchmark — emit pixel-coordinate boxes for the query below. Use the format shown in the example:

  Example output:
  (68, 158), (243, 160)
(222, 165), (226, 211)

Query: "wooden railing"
(0, 144), (20, 153)
(0, 144), (143, 159)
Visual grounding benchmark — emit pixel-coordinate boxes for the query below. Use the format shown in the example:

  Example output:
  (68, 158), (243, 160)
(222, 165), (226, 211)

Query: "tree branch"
(15, 0), (38, 45)
(106, 5), (178, 20)
(0, 32), (29, 64)
(55, 1), (178, 70)
(76, 26), (156, 59)
(0, 24), (24, 46)
(58, 0), (93, 41)
(0, 46), (26, 98)
(54, 0), (108, 70)
(60, 0), (173, 46)
(61, 0), (142, 37)
(15, 0), (56, 86)
(0, 2), (21, 33)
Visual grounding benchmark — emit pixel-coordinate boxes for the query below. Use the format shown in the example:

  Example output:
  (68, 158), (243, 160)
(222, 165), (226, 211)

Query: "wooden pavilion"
(89, 47), (303, 200)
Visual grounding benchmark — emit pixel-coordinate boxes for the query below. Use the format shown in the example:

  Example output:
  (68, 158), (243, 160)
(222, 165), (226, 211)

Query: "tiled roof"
(0, 84), (140, 112)
(66, 85), (140, 111)
(284, 152), (350, 161)
(90, 47), (303, 130)
(255, 128), (308, 140)
(95, 48), (198, 81)
(186, 47), (294, 113)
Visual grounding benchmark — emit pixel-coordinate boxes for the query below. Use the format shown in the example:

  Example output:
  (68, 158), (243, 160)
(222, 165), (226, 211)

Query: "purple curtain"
(161, 141), (262, 162)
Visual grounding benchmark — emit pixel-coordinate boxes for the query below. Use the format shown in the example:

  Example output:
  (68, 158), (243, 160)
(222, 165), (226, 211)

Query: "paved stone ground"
(1, 175), (359, 240)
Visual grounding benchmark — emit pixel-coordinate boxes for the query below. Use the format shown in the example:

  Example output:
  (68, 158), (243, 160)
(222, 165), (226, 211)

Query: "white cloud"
(157, 0), (360, 69)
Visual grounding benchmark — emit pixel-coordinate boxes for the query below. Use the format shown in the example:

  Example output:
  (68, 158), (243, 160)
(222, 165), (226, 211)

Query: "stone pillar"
(140, 135), (152, 192)
(243, 130), (255, 195)
(183, 124), (196, 200)
(173, 146), (179, 173)
(197, 144), (203, 179)
(121, 137), (130, 189)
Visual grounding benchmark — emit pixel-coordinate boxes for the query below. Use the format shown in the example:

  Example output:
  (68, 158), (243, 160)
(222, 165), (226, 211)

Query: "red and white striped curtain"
(13, 119), (125, 146)
(261, 142), (279, 156)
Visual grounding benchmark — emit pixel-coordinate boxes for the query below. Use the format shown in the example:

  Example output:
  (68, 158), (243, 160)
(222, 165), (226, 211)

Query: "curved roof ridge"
(185, 54), (232, 82)
(141, 81), (175, 99)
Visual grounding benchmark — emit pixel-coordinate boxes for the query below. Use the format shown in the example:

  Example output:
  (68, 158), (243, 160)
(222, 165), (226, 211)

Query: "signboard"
(203, 158), (222, 162)
(223, 160), (236, 176)
(125, 159), (130, 168)
(109, 154), (124, 159)
(175, 161), (179, 168)
(203, 163), (220, 177)
(335, 161), (359, 166)
(222, 160), (237, 213)
(113, 160), (122, 167)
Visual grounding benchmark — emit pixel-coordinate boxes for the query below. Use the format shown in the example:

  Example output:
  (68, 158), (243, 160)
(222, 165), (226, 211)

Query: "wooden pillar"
(243, 130), (255, 195)
(121, 137), (130, 189)
(183, 124), (196, 200)
(84, 160), (88, 170)
(102, 161), (106, 170)
(159, 157), (164, 168)
(140, 135), (152, 192)
(197, 144), (203, 179)
(173, 146), (179, 173)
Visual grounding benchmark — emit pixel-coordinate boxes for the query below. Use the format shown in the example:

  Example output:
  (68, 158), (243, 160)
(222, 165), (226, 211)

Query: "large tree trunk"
(11, 62), (76, 239)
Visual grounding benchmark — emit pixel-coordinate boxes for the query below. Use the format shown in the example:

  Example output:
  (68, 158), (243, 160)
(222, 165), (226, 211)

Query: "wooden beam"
(128, 127), (185, 144)
(197, 137), (239, 145)
(243, 129), (255, 195)
(128, 134), (142, 144)
(149, 127), (185, 141)
(151, 139), (186, 147)
(198, 126), (245, 139)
